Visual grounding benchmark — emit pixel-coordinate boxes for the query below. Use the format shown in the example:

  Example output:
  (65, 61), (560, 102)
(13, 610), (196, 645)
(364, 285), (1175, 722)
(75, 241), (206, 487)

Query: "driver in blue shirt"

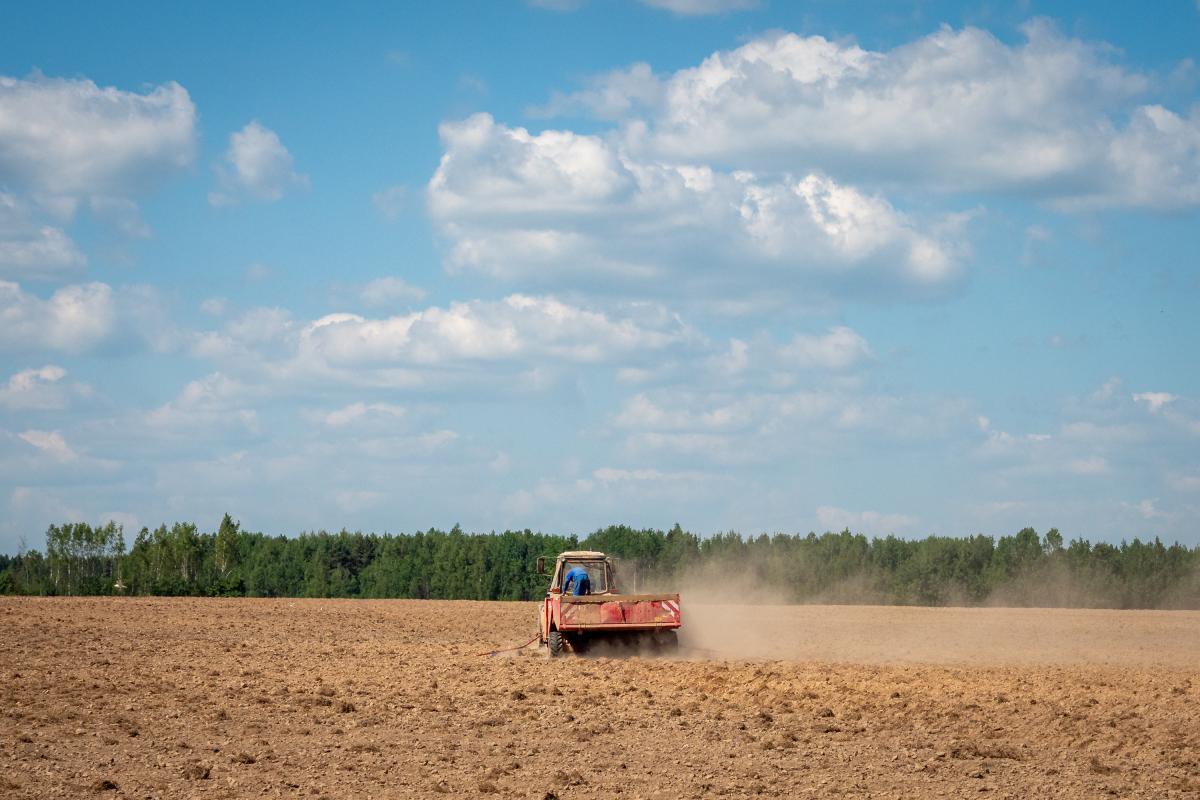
(562, 566), (591, 596)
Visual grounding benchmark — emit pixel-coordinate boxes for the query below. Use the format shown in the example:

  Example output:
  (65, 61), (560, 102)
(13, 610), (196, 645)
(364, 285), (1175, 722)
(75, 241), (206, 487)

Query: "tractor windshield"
(560, 560), (609, 594)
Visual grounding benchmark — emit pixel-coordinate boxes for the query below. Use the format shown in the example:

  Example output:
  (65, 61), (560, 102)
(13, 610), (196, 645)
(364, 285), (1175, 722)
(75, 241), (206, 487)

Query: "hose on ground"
(476, 634), (540, 657)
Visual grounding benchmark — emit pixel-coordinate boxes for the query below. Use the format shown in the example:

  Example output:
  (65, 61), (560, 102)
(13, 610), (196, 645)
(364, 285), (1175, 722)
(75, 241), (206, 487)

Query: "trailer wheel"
(548, 630), (563, 657)
(655, 630), (678, 654)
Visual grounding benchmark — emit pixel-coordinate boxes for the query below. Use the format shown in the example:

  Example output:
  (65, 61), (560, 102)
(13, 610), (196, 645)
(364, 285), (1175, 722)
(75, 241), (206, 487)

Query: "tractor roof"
(558, 550), (607, 559)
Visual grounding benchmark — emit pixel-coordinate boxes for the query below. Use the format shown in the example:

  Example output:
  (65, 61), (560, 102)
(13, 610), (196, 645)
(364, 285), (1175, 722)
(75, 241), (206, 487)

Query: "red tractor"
(536, 550), (681, 656)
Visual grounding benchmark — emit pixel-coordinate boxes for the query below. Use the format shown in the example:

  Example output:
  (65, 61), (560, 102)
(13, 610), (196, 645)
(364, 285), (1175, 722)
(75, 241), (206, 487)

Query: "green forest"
(1, 516), (1197, 608)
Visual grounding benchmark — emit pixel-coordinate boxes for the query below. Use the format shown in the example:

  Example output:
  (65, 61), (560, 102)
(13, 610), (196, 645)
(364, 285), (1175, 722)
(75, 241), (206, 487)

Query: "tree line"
(1, 516), (1197, 608)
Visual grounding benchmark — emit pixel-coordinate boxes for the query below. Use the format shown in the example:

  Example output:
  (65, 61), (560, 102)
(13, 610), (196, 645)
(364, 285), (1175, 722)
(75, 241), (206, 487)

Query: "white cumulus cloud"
(145, 372), (260, 436)
(0, 73), (194, 271)
(189, 293), (700, 396)
(778, 326), (871, 370)
(0, 193), (85, 280)
(0, 281), (115, 353)
(210, 121), (308, 206)
(0, 280), (176, 355)
(0, 73), (196, 205)
(298, 294), (693, 367)
(542, 22), (1200, 208)
(429, 113), (965, 302)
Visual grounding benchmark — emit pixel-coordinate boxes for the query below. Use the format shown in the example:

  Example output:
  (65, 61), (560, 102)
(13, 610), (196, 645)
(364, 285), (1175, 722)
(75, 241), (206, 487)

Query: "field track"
(2, 597), (1197, 798)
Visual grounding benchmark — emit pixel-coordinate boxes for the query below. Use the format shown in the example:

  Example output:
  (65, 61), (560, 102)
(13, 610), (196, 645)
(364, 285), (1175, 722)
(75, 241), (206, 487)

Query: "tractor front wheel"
(548, 630), (564, 657)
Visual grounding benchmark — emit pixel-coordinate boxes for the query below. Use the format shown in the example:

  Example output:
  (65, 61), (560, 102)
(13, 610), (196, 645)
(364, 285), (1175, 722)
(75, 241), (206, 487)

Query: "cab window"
(560, 560), (608, 593)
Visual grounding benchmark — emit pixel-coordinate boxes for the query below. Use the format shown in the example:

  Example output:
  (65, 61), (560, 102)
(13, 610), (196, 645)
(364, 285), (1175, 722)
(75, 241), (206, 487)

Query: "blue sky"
(1, 0), (1198, 551)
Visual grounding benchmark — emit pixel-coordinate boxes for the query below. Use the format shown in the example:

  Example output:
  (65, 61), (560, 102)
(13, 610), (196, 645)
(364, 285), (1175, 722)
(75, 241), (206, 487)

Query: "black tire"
(548, 629), (563, 657)
(654, 630), (678, 654)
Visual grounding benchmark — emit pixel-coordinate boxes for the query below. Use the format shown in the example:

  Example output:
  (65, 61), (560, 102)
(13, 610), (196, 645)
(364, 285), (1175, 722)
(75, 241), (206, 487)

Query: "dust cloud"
(678, 602), (1200, 667)
(618, 550), (1200, 614)
(651, 560), (1200, 667)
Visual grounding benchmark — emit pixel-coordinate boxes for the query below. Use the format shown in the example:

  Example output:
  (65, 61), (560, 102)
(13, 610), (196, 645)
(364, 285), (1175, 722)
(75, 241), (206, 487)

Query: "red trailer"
(536, 550), (681, 656)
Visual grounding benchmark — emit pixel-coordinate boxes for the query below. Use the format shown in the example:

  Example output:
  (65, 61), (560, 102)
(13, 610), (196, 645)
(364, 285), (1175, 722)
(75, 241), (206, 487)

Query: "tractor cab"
(537, 550), (615, 596)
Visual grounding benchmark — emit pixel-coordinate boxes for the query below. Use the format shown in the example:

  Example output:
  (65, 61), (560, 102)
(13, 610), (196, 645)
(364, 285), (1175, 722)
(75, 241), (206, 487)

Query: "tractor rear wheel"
(548, 630), (563, 657)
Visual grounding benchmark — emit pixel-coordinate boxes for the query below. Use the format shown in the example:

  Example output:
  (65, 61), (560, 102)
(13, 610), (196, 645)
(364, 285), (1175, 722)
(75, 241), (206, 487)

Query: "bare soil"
(1, 597), (1197, 799)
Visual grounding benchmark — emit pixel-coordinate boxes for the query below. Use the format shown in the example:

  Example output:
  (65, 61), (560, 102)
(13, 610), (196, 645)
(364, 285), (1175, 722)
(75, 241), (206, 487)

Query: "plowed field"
(2, 597), (1197, 799)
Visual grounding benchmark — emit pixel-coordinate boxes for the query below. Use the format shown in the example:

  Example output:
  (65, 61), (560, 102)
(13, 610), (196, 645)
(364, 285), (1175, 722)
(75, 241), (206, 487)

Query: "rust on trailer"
(560, 598), (680, 627)
(560, 593), (682, 603)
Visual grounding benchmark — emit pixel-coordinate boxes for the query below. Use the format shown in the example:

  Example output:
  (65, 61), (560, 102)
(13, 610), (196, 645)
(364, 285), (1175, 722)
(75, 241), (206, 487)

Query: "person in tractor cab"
(562, 565), (591, 595)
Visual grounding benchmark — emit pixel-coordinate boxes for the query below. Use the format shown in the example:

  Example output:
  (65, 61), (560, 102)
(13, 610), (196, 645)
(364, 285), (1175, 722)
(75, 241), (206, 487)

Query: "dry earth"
(1, 597), (1197, 799)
